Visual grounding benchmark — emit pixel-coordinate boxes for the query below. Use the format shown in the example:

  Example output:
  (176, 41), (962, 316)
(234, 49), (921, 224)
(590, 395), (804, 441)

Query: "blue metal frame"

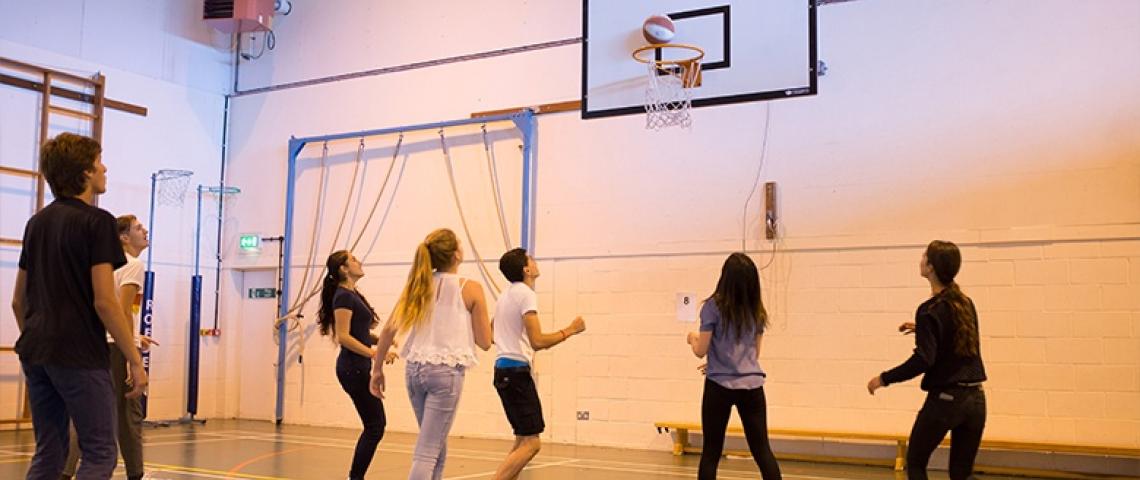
(139, 173), (158, 417)
(275, 110), (536, 423)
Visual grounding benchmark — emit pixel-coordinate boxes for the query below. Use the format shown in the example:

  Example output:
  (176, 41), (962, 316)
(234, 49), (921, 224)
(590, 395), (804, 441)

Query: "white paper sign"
(676, 292), (698, 323)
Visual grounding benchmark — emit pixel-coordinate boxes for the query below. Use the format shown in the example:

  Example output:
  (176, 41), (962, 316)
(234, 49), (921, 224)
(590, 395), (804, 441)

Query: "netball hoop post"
(142, 169), (192, 420)
(173, 184), (241, 425)
(632, 44), (704, 130)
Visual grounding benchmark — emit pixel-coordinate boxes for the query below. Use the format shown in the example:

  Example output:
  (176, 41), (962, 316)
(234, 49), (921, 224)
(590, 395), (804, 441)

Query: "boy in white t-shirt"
(491, 248), (585, 480)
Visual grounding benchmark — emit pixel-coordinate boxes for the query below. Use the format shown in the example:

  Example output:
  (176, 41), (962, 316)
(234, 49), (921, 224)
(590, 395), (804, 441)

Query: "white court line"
(0, 428), (859, 480)
(443, 458), (580, 480)
(0, 437), (231, 451)
(212, 430), (587, 462)
(207, 430), (854, 480)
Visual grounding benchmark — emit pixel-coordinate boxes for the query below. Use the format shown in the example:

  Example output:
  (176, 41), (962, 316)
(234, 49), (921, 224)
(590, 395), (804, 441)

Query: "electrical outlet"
(576, 410), (590, 421)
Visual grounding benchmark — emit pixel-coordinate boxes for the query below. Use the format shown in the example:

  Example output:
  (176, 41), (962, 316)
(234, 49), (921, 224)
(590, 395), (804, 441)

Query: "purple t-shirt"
(699, 301), (766, 389)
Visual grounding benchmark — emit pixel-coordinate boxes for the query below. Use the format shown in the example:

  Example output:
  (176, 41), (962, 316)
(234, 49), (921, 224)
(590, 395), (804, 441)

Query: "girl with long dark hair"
(685, 252), (782, 480)
(317, 250), (398, 480)
(868, 240), (987, 480)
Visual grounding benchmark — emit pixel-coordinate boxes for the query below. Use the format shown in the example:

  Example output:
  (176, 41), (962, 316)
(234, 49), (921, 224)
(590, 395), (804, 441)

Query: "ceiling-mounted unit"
(204, 0), (274, 33)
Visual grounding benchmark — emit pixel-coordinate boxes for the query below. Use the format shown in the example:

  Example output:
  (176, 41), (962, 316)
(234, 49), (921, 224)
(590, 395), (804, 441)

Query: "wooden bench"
(655, 421), (1140, 476)
(656, 422), (911, 470)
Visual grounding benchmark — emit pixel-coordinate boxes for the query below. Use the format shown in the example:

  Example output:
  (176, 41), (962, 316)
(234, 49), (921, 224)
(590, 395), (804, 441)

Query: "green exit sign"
(239, 234), (261, 252)
(249, 288), (277, 299)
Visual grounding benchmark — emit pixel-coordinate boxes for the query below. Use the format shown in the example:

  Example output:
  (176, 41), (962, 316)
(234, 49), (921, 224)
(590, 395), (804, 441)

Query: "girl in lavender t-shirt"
(685, 253), (782, 480)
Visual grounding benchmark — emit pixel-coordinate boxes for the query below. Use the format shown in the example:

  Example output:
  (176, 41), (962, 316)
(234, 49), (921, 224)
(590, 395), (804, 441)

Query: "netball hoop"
(632, 44), (704, 130)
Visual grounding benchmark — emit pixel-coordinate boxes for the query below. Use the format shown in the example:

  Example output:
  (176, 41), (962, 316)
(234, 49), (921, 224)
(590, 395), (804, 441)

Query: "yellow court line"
(146, 462), (292, 480)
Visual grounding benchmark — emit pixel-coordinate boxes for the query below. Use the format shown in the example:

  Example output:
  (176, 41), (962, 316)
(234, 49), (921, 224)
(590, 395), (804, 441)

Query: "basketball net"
(154, 169), (193, 207)
(639, 48), (703, 130)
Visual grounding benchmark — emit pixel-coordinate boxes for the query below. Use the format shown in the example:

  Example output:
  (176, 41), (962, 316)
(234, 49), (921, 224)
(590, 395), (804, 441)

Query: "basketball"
(642, 15), (675, 44)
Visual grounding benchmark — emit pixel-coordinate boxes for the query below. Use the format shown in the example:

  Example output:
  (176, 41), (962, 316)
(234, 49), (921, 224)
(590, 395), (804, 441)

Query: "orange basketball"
(642, 15), (675, 44)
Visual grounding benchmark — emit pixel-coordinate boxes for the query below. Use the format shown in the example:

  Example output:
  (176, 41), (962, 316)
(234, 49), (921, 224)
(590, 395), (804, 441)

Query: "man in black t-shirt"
(9, 133), (148, 480)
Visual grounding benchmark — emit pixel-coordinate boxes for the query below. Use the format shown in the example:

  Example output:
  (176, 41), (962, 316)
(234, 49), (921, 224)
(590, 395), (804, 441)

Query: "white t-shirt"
(493, 282), (539, 364)
(107, 252), (145, 343)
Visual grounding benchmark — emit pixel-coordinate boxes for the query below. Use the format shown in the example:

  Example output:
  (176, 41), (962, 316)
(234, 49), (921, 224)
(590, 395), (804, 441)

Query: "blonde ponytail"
(391, 229), (459, 331)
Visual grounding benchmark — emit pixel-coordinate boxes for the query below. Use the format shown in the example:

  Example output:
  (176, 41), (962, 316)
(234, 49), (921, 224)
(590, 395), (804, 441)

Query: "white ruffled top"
(400, 272), (478, 367)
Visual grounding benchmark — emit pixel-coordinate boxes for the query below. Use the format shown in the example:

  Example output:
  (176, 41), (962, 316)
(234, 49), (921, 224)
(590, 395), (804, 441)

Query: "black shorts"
(493, 366), (545, 436)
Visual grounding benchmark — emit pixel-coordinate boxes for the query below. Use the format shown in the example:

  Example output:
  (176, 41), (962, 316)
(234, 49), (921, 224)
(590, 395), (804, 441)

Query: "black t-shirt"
(333, 287), (376, 369)
(881, 292), (988, 391)
(15, 197), (127, 369)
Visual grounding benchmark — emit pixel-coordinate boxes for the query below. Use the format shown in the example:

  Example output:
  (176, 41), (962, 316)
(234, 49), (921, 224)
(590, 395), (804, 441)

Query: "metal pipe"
(277, 139), (302, 424)
(291, 112), (525, 146)
(213, 95), (232, 331)
(146, 173), (157, 270)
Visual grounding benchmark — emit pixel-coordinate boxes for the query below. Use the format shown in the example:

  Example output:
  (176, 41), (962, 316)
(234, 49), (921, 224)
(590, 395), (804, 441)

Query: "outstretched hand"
(898, 322), (916, 335)
(866, 375), (884, 395)
(139, 335), (159, 351)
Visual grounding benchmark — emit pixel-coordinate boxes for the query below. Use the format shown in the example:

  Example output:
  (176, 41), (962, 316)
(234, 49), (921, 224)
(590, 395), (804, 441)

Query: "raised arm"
(524, 313), (586, 350)
(687, 331), (712, 358)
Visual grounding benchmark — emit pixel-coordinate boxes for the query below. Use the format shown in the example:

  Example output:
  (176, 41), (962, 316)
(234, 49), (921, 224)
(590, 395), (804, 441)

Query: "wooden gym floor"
(0, 419), (1041, 479)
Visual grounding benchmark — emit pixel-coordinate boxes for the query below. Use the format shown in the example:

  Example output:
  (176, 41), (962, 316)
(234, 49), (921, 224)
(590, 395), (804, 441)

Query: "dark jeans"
(907, 387), (987, 480)
(699, 379), (781, 480)
(62, 344), (145, 478)
(22, 362), (117, 480)
(337, 362), (386, 480)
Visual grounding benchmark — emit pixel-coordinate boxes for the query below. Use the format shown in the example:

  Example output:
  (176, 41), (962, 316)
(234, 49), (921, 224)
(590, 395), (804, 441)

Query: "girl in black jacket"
(868, 240), (987, 480)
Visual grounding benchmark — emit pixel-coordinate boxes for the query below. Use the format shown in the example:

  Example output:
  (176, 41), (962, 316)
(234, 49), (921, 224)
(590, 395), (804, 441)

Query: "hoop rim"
(631, 43), (705, 66)
(153, 169), (193, 180)
(201, 186), (241, 195)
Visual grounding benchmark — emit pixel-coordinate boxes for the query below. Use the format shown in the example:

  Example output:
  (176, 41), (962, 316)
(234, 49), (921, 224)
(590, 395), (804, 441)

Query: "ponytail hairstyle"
(317, 250), (380, 339)
(391, 228), (459, 332)
(317, 250), (350, 338)
(925, 240), (980, 357)
(706, 252), (768, 339)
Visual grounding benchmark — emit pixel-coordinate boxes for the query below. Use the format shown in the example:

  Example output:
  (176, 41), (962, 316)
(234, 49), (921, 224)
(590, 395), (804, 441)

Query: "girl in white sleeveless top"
(371, 228), (492, 480)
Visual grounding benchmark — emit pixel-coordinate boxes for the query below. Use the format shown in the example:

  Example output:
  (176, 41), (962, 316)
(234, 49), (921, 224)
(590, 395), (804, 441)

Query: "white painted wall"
(222, 0), (1140, 450)
(0, 0), (231, 421)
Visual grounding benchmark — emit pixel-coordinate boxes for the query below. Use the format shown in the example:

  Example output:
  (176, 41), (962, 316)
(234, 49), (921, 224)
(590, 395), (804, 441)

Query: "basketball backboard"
(582, 0), (818, 119)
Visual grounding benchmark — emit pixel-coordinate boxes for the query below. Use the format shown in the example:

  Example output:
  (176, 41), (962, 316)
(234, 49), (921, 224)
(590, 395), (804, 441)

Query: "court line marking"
(443, 458), (581, 480)
(204, 429), (854, 480)
(146, 461), (290, 480)
(0, 427), (864, 480)
(228, 446), (309, 474)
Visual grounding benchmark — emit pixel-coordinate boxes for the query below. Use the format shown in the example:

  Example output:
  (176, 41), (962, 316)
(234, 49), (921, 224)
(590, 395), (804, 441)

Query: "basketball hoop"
(153, 169), (193, 207)
(632, 44), (704, 130)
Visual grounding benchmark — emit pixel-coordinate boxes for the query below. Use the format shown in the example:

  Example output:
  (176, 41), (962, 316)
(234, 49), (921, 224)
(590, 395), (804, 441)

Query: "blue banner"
(140, 270), (155, 418)
(188, 275), (202, 416)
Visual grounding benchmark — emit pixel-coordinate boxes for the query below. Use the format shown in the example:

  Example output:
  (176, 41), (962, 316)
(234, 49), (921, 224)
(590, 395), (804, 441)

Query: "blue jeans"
(405, 362), (465, 480)
(22, 363), (117, 480)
